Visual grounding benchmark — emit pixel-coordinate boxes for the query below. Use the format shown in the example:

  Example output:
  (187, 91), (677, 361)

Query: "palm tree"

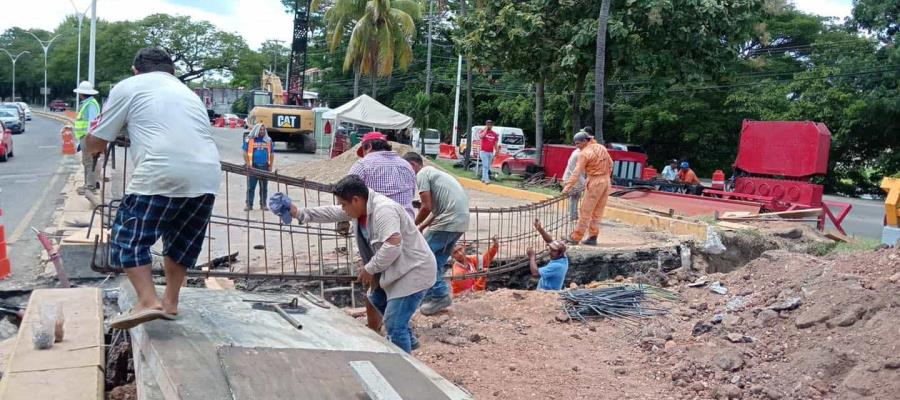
(594, 0), (610, 144)
(314, 0), (421, 99)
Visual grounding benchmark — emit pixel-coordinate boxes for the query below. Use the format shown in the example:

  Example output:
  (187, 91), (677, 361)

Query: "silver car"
(0, 110), (23, 134)
(16, 102), (31, 121)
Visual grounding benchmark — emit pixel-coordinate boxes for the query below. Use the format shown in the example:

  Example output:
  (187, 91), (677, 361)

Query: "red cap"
(357, 132), (387, 157)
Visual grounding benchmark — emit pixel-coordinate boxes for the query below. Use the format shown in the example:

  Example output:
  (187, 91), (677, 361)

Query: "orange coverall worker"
(563, 140), (613, 242)
(451, 242), (499, 296)
(678, 168), (700, 185)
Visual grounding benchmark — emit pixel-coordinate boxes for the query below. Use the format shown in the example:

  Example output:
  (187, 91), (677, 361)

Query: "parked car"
(223, 113), (245, 127)
(465, 125), (527, 156)
(16, 102), (31, 120)
(0, 122), (13, 162)
(49, 99), (67, 112)
(0, 103), (25, 126)
(498, 148), (538, 176)
(0, 110), (23, 134)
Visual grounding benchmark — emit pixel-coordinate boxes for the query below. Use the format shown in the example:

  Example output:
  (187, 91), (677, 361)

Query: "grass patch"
(430, 158), (562, 197)
(808, 237), (880, 256)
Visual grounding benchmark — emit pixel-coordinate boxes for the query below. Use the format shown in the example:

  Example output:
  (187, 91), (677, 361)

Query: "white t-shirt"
(92, 72), (221, 197)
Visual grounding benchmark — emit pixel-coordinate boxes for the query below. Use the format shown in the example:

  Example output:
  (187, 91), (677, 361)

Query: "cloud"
(0, 0), (294, 48)
(792, 0), (853, 21)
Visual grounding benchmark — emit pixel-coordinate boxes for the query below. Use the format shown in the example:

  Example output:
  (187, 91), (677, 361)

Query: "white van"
(465, 126), (526, 156)
(411, 128), (441, 156)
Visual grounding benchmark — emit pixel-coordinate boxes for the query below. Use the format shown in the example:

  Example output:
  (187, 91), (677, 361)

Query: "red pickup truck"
(49, 100), (67, 112)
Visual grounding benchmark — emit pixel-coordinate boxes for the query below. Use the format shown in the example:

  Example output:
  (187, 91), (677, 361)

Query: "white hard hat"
(73, 81), (98, 95)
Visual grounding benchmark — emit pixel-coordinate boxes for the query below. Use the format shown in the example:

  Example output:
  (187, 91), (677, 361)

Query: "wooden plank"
(217, 347), (451, 400)
(350, 360), (403, 400)
(716, 221), (756, 231)
(825, 230), (852, 243)
(720, 211), (753, 219)
(0, 288), (104, 400)
(757, 208), (823, 218)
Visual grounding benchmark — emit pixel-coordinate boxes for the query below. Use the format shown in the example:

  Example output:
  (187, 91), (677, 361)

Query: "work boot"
(244, 205), (252, 212)
(410, 336), (421, 351)
(420, 295), (451, 316)
(582, 236), (598, 246)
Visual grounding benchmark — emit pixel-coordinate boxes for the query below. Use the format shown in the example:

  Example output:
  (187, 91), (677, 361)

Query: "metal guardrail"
(88, 142), (579, 300)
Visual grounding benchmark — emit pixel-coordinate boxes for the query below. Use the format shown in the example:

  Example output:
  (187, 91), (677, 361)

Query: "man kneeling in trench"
(268, 175), (435, 353)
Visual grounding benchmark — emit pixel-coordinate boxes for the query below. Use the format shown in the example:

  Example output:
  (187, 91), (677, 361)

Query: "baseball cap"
(357, 132), (387, 157)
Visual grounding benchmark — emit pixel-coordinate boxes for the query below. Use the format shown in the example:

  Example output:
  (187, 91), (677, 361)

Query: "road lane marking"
(8, 163), (66, 244)
(38, 145), (57, 149)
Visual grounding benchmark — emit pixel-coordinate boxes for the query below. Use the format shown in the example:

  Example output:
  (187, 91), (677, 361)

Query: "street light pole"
(88, 0), (97, 85)
(25, 32), (62, 110)
(70, 0), (93, 110)
(0, 49), (29, 101)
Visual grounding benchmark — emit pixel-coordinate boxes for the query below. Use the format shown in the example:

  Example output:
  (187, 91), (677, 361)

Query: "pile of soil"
(413, 246), (900, 399)
(281, 141), (426, 185)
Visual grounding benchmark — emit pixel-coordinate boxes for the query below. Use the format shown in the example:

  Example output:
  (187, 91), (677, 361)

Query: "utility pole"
(25, 32), (62, 110)
(424, 0), (434, 96)
(88, 0), (97, 85)
(70, 0), (93, 110)
(451, 55), (462, 147)
(0, 49), (29, 101)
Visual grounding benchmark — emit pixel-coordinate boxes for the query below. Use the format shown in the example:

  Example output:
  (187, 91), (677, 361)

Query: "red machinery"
(704, 120), (851, 233)
(539, 144), (648, 181)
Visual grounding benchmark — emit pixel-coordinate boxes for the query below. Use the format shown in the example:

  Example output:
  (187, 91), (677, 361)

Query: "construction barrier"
(61, 125), (76, 155)
(711, 170), (726, 190)
(0, 208), (10, 280)
(438, 143), (458, 160)
(641, 167), (658, 181)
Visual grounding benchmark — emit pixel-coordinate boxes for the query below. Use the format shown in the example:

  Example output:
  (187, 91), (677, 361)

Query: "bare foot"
(161, 299), (178, 316)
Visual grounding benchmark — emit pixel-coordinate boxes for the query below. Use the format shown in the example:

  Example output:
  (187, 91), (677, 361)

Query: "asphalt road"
(0, 114), (71, 288)
(822, 194), (885, 240)
(208, 126), (324, 166)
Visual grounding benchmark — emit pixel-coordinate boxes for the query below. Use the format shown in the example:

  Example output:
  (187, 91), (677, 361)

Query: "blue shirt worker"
(527, 218), (570, 291)
(243, 123), (274, 211)
(73, 81), (102, 194)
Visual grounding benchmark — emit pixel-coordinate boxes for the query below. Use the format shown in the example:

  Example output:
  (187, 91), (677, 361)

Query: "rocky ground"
(412, 245), (900, 399)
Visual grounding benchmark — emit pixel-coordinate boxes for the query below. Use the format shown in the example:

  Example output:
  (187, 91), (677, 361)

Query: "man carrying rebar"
(562, 131), (613, 246)
(349, 131), (418, 331)
(402, 152), (470, 315)
(84, 48), (221, 329)
(73, 80), (101, 195)
(450, 235), (499, 296)
(527, 219), (569, 291)
(562, 130), (588, 221)
(243, 123), (274, 211)
(268, 175), (435, 353)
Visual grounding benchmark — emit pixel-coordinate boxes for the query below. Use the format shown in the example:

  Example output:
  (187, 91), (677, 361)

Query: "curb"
(32, 110), (74, 124)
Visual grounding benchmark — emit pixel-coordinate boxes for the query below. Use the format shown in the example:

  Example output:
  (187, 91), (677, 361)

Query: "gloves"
(268, 193), (294, 225)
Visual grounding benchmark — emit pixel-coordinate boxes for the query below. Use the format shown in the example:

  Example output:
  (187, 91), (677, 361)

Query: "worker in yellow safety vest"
(243, 123), (274, 211)
(73, 81), (102, 194)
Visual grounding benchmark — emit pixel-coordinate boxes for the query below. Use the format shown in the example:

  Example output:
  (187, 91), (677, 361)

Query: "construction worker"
(450, 235), (499, 296)
(401, 152), (470, 315)
(349, 131), (418, 332)
(527, 219), (569, 290)
(562, 130), (588, 221)
(269, 175), (436, 353)
(85, 48), (221, 329)
(243, 123), (273, 211)
(562, 131), (613, 246)
(661, 159), (679, 181)
(677, 161), (702, 194)
(73, 81), (101, 194)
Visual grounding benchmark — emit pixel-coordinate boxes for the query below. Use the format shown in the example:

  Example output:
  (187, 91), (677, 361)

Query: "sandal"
(109, 309), (168, 330)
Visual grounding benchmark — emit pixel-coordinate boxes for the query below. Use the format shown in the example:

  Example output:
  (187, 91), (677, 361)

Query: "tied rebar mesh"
(88, 141), (581, 300)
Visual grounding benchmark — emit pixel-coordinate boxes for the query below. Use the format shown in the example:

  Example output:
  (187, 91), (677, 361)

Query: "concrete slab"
(119, 284), (471, 399)
(882, 226), (900, 246)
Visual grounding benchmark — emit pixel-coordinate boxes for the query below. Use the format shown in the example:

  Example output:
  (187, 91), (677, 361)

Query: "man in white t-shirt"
(84, 48), (222, 330)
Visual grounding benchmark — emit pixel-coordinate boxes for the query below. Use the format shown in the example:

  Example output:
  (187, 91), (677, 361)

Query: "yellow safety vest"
(73, 97), (100, 140)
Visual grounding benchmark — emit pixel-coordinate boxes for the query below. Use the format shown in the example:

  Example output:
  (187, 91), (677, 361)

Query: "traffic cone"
(711, 169), (726, 190)
(61, 125), (77, 155)
(0, 208), (10, 280)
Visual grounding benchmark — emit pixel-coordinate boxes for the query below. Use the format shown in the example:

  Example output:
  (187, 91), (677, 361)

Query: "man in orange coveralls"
(450, 235), (499, 296)
(562, 131), (613, 246)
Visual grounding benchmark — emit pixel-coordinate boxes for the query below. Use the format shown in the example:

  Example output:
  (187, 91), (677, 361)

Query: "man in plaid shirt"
(349, 132), (417, 219)
(349, 132), (418, 333)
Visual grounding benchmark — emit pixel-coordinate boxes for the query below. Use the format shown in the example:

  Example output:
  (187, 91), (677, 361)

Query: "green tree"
(313, 0), (421, 99)
(138, 14), (249, 82)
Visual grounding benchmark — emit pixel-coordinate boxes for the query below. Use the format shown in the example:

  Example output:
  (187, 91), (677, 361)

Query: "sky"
(0, 0), (855, 50)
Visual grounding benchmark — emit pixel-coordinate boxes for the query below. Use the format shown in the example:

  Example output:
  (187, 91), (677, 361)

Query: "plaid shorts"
(109, 194), (215, 269)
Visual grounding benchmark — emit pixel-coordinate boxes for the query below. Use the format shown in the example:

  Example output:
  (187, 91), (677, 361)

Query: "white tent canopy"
(323, 94), (414, 131)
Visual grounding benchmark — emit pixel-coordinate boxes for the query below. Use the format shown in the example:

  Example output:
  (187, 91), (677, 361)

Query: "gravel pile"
(281, 142), (429, 185)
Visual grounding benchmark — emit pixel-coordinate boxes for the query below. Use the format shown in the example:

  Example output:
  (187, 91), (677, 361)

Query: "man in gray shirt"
(402, 152), (470, 315)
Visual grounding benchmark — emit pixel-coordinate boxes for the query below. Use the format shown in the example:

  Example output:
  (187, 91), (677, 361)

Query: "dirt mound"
(281, 142), (425, 185)
(412, 246), (900, 399)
